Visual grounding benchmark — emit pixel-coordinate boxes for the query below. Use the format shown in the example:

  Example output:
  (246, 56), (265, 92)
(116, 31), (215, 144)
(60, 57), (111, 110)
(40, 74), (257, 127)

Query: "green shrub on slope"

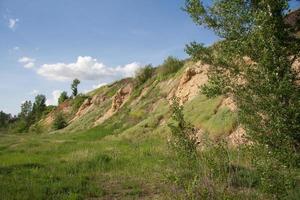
(157, 56), (184, 78)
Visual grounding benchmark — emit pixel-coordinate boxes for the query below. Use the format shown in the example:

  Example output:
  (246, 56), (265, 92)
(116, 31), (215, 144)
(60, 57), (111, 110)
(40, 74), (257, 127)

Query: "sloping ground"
(37, 60), (241, 144)
(1, 59), (300, 199)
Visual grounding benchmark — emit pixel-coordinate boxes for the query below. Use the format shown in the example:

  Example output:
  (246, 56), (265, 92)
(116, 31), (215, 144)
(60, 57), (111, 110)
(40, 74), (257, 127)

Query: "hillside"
(38, 60), (238, 144)
(0, 60), (244, 199)
(2, 55), (299, 199)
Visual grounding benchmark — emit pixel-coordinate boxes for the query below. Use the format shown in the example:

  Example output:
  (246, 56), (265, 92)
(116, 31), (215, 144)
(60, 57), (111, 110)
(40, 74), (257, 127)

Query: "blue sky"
(0, 0), (299, 115)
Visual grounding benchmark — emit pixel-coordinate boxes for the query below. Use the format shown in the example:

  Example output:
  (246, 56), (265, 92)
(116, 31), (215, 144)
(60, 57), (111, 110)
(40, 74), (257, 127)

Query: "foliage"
(167, 100), (298, 199)
(29, 123), (44, 134)
(157, 56), (184, 78)
(32, 94), (46, 121)
(43, 105), (56, 116)
(71, 78), (81, 97)
(134, 64), (155, 85)
(72, 94), (89, 112)
(19, 101), (32, 120)
(52, 112), (67, 130)
(17, 100), (34, 132)
(58, 91), (69, 104)
(0, 111), (12, 129)
(185, 0), (300, 165)
(168, 97), (197, 159)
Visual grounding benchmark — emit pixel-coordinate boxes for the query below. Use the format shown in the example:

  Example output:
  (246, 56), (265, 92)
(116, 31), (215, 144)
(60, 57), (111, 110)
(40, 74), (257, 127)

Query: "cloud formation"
(8, 18), (19, 29)
(37, 56), (141, 81)
(46, 90), (62, 106)
(18, 56), (36, 68)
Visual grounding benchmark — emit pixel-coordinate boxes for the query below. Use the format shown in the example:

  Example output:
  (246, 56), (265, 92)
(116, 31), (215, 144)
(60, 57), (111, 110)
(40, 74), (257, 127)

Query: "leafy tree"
(135, 64), (155, 85)
(52, 112), (67, 130)
(58, 91), (69, 104)
(184, 0), (300, 164)
(19, 100), (32, 120)
(32, 94), (46, 121)
(71, 79), (80, 97)
(0, 111), (12, 129)
(18, 100), (33, 132)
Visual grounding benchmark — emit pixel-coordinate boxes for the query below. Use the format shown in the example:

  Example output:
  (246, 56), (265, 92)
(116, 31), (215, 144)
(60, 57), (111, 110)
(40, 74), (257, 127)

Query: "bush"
(29, 123), (44, 134)
(53, 113), (67, 130)
(158, 56), (184, 78)
(58, 91), (69, 104)
(135, 64), (155, 85)
(72, 94), (88, 112)
(168, 97), (197, 158)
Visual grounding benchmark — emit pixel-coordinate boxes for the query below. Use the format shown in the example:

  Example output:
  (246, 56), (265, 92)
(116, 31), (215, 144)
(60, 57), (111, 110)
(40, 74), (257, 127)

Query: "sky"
(0, 0), (299, 115)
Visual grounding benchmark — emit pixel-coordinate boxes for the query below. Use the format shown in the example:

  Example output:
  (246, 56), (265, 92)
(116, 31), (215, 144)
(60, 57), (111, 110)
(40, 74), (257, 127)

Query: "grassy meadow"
(2, 94), (299, 199)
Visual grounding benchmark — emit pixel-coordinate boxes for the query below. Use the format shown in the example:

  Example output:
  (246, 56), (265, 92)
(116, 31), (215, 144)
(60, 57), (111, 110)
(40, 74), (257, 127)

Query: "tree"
(19, 100), (32, 120)
(32, 94), (46, 121)
(52, 112), (67, 130)
(184, 0), (300, 164)
(58, 91), (69, 104)
(0, 111), (12, 129)
(135, 64), (155, 85)
(71, 79), (80, 97)
(18, 100), (33, 132)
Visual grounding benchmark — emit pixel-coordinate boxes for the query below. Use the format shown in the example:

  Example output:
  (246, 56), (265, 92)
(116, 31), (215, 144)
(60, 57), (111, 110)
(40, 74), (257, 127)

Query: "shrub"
(58, 91), (69, 104)
(53, 113), (67, 130)
(29, 123), (44, 134)
(158, 56), (184, 77)
(72, 94), (88, 112)
(134, 64), (155, 85)
(43, 105), (56, 116)
(168, 97), (197, 158)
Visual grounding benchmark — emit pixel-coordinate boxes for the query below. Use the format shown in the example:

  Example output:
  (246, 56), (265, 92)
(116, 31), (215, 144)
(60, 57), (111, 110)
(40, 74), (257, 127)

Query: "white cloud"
(8, 18), (19, 29)
(19, 57), (35, 63)
(29, 89), (39, 95)
(46, 90), (62, 106)
(13, 46), (20, 51)
(24, 62), (35, 68)
(37, 56), (141, 81)
(18, 57), (36, 68)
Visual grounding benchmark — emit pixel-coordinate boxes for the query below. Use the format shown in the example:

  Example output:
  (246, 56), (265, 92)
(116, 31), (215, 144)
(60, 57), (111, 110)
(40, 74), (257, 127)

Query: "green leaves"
(71, 79), (81, 97)
(134, 64), (154, 85)
(185, 0), (300, 166)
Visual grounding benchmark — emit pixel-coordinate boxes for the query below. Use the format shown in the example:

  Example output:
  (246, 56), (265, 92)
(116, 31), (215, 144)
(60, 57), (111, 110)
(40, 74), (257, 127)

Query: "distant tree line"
(0, 79), (82, 133)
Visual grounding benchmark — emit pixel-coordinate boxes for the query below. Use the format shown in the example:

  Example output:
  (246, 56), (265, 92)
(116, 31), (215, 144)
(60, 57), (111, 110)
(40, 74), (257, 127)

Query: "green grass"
(1, 101), (299, 199)
(0, 122), (175, 199)
(184, 94), (237, 138)
(1, 66), (299, 199)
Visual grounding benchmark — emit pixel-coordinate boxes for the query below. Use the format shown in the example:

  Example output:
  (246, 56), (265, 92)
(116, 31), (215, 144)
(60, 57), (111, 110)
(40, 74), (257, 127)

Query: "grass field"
(0, 123), (176, 200)
(0, 93), (240, 199)
(1, 92), (299, 199)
